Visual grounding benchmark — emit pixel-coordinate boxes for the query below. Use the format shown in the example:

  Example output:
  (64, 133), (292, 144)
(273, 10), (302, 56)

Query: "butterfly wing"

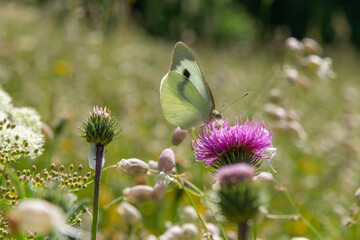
(170, 42), (216, 111)
(160, 71), (211, 130)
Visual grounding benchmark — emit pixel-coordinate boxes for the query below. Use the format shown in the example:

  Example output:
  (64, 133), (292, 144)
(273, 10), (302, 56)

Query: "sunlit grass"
(1, 1), (360, 239)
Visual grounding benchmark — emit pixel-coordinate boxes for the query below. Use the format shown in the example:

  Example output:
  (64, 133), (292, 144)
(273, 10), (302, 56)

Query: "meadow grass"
(1, 2), (360, 239)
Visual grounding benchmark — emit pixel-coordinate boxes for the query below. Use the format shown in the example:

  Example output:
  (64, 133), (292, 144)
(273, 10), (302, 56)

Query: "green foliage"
(0, 1), (360, 239)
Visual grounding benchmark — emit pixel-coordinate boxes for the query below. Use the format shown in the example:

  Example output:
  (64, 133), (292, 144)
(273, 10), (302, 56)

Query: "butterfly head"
(211, 110), (222, 120)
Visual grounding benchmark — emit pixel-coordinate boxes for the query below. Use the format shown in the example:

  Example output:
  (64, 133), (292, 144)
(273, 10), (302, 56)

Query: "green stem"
(0, 162), (7, 187)
(280, 183), (323, 239)
(238, 221), (249, 240)
(253, 219), (257, 240)
(175, 167), (211, 239)
(91, 144), (104, 240)
(203, 196), (228, 240)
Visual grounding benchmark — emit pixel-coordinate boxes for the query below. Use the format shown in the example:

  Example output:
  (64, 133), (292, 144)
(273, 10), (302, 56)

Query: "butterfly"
(160, 41), (222, 130)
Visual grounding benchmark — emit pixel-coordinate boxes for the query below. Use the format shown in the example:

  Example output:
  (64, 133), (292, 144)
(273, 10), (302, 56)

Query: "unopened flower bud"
(80, 106), (120, 146)
(123, 185), (153, 204)
(216, 163), (255, 186)
(302, 55), (322, 70)
(217, 164), (260, 224)
(301, 38), (322, 55)
(181, 223), (198, 238)
(285, 37), (304, 53)
(285, 68), (300, 83)
(263, 103), (287, 121)
(172, 127), (187, 146)
(253, 171), (274, 183)
(41, 123), (54, 140)
(151, 183), (168, 201)
(267, 89), (283, 103)
(159, 225), (182, 240)
(158, 148), (175, 173)
(288, 121), (307, 141)
(117, 158), (149, 177)
(7, 199), (65, 234)
(116, 202), (142, 225)
(205, 223), (220, 237)
(180, 206), (198, 223)
(148, 160), (158, 171)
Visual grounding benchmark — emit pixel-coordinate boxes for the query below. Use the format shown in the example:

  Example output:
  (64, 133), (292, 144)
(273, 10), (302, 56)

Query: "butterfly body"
(160, 42), (221, 130)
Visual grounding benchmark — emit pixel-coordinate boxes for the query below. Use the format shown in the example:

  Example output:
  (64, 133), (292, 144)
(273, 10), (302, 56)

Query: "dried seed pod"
(117, 158), (149, 177)
(172, 127), (187, 146)
(151, 183), (168, 201)
(123, 185), (153, 204)
(116, 202), (142, 225)
(158, 148), (175, 173)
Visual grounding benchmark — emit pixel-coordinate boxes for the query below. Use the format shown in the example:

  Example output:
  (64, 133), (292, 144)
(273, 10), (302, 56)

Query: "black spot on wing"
(183, 69), (191, 78)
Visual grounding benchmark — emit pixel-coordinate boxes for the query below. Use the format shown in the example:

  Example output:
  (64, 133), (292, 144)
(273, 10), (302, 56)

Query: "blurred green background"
(1, 0), (360, 239)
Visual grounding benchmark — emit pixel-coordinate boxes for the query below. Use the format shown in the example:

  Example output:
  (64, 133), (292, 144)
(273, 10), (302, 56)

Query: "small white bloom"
(155, 171), (172, 186)
(0, 87), (13, 112)
(317, 57), (336, 80)
(10, 107), (42, 131)
(88, 142), (106, 170)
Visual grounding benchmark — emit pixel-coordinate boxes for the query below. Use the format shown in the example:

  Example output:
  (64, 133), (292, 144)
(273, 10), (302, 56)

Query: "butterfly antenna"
(220, 93), (249, 114)
(219, 103), (227, 112)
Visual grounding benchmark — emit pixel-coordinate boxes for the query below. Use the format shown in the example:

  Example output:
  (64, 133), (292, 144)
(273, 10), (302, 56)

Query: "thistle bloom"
(192, 117), (275, 171)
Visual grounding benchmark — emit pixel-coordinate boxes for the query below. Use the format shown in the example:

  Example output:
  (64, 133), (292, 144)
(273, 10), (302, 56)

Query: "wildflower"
(172, 127), (187, 146)
(159, 225), (182, 240)
(253, 171), (274, 183)
(80, 106), (120, 146)
(7, 199), (65, 234)
(301, 38), (323, 55)
(192, 117), (275, 171)
(123, 185), (153, 204)
(216, 163), (260, 236)
(181, 223), (199, 238)
(116, 202), (142, 226)
(180, 206), (198, 223)
(158, 148), (175, 173)
(117, 158), (149, 177)
(317, 57), (336, 80)
(151, 183), (168, 201)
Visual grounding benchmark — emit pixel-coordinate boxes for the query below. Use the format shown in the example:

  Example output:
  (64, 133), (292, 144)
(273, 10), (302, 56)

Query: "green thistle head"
(80, 106), (120, 146)
(216, 163), (260, 224)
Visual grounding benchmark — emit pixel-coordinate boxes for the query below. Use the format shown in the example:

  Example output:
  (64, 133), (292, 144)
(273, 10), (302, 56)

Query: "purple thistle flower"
(192, 117), (275, 170)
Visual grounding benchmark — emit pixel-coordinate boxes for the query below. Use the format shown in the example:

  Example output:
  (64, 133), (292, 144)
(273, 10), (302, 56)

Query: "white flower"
(155, 171), (172, 186)
(0, 87), (12, 112)
(317, 57), (336, 80)
(10, 107), (42, 131)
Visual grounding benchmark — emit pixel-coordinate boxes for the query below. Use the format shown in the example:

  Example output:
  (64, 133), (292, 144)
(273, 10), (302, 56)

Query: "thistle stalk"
(91, 144), (104, 240)
(237, 222), (249, 240)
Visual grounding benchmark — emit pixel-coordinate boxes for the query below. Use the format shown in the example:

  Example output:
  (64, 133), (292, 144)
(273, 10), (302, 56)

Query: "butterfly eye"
(183, 69), (191, 78)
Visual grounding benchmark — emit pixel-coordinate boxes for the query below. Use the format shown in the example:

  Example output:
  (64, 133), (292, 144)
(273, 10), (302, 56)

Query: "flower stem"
(237, 221), (249, 240)
(0, 162), (7, 187)
(175, 167), (212, 239)
(91, 144), (104, 240)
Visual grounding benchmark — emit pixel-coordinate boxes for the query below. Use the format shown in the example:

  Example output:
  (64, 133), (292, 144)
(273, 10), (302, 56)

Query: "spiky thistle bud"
(80, 106), (120, 146)
(216, 163), (260, 224)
